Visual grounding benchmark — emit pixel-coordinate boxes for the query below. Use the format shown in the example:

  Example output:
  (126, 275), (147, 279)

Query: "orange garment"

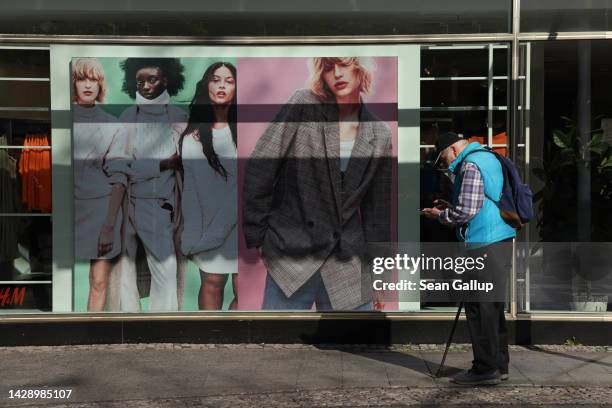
(19, 133), (52, 213)
(467, 132), (508, 157)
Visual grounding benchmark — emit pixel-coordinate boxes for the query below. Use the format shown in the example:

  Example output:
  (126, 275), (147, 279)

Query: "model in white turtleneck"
(116, 90), (186, 201)
(105, 90), (188, 312)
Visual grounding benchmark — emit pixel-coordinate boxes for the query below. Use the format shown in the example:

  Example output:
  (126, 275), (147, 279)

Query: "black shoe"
(499, 367), (509, 381)
(451, 369), (501, 385)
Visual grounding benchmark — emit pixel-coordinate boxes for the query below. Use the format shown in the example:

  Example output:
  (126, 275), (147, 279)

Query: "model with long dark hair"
(179, 61), (238, 310)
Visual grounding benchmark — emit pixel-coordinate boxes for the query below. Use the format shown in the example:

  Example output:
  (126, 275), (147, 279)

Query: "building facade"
(0, 0), (611, 345)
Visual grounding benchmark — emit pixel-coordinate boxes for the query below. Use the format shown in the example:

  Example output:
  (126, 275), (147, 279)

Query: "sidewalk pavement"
(1, 344), (612, 407)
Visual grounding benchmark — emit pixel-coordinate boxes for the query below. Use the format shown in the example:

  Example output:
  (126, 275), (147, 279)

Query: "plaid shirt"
(439, 162), (484, 226)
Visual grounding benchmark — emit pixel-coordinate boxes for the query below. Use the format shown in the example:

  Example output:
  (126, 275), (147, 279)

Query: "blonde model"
(72, 57), (126, 311)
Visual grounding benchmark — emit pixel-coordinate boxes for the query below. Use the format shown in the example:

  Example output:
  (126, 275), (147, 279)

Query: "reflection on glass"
(0, 216), (52, 279)
(523, 243), (611, 312)
(0, 49), (49, 78)
(521, 0), (612, 32)
(0, 216), (52, 311)
(420, 45), (509, 248)
(0, 81), (50, 109)
(524, 40), (612, 312)
(0, 1), (512, 36)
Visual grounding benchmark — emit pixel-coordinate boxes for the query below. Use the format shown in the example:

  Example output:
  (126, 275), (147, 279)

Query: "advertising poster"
(71, 54), (399, 312)
(237, 57), (398, 311)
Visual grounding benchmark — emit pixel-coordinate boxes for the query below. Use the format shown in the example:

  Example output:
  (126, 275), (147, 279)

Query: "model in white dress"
(177, 61), (239, 310)
(181, 126), (237, 273)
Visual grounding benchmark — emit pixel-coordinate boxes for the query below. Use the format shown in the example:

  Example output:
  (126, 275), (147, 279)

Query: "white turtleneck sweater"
(112, 90), (188, 201)
(73, 104), (123, 199)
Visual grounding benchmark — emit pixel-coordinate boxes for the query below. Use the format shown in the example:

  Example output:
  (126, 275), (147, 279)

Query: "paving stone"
(8, 386), (612, 408)
(1, 344), (612, 407)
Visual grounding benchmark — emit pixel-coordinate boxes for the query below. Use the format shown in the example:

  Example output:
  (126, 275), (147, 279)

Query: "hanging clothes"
(19, 133), (52, 213)
(467, 132), (508, 157)
(0, 134), (22, 262)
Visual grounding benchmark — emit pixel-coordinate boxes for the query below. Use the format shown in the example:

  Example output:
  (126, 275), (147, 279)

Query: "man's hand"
(433, 199), (450, 210)
(420, 207), (442, 219)
(160, 153), (181, 172)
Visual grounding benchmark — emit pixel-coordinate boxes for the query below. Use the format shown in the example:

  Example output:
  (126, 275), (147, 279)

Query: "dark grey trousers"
(464, 240), (512, 374)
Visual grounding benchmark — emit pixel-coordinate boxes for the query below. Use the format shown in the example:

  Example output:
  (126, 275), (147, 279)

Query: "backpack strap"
(459, 148), (501, 205)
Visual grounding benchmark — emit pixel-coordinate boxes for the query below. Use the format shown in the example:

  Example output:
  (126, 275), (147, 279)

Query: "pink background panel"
(236, 57), (398, 311)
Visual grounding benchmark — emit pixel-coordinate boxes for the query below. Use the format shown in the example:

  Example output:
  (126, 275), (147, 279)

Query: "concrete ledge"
(1, 318), (612, 346)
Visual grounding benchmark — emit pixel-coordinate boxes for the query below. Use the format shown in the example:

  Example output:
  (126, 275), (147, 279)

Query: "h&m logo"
(0, 287), (26, 306)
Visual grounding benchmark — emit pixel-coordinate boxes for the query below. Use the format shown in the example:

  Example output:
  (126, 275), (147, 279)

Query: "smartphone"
(433, 199), (450, 207)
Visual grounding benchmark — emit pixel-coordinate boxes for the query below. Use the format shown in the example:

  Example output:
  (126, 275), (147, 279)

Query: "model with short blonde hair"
(72, 58), (108, 103)
(309, 57), (373, 100)
(72, 57), (126, 312)
(244, 57), (391, 311)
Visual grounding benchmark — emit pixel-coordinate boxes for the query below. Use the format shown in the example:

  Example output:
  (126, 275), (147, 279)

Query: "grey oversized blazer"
(243, 88), (392, 310)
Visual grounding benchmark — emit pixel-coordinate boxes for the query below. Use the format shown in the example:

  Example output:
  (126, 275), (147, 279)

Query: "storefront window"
(520, 40), (612, 313)
(420, 44), (510, 243)
(0, 42), (526, 315)
(418, 44), (511, 312)
(0, 0), (511, 36)
(4, 39), (610, 317)
(0, 47), (52, 312)
(521, 0), (612, 33)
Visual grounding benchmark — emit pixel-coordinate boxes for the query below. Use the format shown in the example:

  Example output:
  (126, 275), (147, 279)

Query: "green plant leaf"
(591, 145), (607, 155)
(553, 130), (569, 148)
(590, 132), (603, 145)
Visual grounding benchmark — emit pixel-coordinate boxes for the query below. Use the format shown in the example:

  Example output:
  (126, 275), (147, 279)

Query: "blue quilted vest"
(448, 142), (516, 245)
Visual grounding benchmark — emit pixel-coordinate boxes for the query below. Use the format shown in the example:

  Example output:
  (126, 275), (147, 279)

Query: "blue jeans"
(262, 272), (372, 311)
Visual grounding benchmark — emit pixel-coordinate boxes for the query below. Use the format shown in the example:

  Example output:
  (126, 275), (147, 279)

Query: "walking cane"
(435, 302), (463, 378)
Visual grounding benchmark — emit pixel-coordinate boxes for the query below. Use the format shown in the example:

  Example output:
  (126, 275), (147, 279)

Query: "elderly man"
(422, 132), (516, 385)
